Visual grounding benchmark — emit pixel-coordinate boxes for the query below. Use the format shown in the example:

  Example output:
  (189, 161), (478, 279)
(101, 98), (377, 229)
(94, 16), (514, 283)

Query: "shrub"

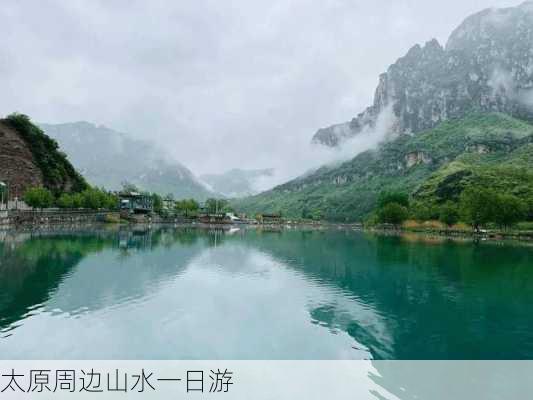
(23, 187), (54, 209)
(439, 202), (460, 228)
(378, 191), (409, 208)
(57, 193), (74, 208)
(459, 187), (496, 231)
(175, 199), (200, 216)
(377, 202), (409, 226)
(493, 194), (527, 230)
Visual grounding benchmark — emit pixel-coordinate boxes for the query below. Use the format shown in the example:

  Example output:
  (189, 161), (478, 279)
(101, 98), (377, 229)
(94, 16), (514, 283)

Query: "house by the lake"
(119, 192), (153, 214)
(162, 195), (175, 211)
(258, 213), (282, 224)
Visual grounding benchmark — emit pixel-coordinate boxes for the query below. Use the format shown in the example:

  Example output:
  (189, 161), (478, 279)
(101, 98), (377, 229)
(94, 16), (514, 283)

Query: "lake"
(0, 226), (532, 360)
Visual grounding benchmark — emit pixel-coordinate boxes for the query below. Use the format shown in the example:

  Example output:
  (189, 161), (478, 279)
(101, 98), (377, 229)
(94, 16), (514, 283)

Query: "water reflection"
(0, 227), (531, 361)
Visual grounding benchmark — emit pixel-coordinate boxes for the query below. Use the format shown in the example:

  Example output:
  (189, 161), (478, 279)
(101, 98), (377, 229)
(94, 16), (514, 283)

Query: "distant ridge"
(40, 121), (216, 200)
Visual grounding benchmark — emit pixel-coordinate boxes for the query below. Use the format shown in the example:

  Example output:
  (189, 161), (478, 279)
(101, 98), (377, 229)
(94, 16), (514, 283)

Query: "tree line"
(23, 185), (235, 218)
(374, 187), (532, 231)
(23, 186), (119, 210)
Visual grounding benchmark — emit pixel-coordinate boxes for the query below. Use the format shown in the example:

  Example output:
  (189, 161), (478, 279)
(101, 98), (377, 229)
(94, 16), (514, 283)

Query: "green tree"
(459, 187), (496, 232)
(151, 193), (163, 213)
(412, 203), (439, 221)
(103, 192), (119, 210)
(377, 202), (409, 226)
(81, 188), (104, 209)
(524, 196), (533, 222)
(205, 198), (229, 214)
(23, 187), (54, 209)
(71, 192), (84, 208)
(378, 191), (409, 208)
(493, 194), (527, 230)
(57, 193), (74, 208)
(175, 199), (200, 216)
(121, 181), (140, 193)
(311, 209), (322, 221)
(439, 202), (459, 228)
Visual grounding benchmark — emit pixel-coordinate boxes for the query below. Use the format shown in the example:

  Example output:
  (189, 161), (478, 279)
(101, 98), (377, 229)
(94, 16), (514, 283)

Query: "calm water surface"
(0, 227), (532, 359)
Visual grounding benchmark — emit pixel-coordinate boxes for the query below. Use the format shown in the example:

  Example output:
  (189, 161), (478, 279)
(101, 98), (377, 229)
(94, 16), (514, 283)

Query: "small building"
(225, 212), (242, 223)
(258, 213), (282, 224)
(198, 213), (228, 224)
(162, 195), (175, 211)
(119, 192), (153, 214)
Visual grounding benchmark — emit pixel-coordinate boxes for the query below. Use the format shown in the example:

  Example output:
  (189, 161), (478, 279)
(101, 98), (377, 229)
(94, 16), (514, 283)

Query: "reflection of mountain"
(235, 229), (533, 359)
(0, 233), (111, 332)
(48, 229), (205, 315)
(0, 228), (204, 332)
(2, 228), (532, 360)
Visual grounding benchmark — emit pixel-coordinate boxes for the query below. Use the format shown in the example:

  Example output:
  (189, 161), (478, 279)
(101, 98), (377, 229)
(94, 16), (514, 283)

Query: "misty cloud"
(488, 67), (533, 109)
(0, 0), (518, 189)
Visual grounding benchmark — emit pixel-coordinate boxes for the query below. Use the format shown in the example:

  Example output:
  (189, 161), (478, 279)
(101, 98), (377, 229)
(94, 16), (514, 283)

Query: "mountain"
(313, 2), (533, 147)
(235, 113), (533, 221)
(200, 168), (274, 198)
(232, 3), (533, 221)
(40, 121), (215, 201)
(0, 114), (87, 199)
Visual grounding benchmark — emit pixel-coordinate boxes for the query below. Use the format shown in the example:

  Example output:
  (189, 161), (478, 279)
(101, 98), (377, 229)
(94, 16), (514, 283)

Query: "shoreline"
(2, 217), (533, 246)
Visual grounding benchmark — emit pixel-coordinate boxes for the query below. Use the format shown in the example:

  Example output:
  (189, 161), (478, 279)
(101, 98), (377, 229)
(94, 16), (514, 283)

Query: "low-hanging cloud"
(0, 0), (518, 193)
(488, 67), (533, 109)
(250, 105), (397, 191)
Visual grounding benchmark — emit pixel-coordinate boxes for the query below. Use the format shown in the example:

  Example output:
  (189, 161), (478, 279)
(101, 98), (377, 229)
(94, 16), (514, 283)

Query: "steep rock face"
(404, 151), (432, 168)
(312, 2), (533, 147)
(0, 121), (43, 199)
(0, 115), (86, 199)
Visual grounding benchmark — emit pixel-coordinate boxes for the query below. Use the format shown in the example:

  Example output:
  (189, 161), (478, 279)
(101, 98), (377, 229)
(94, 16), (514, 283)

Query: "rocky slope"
(200, 168), (274, 198)
(40, 122), (215, 201)
(313, 1), (533, 147)
(234, 113), (533, 221)
(0, 114), (87, 199)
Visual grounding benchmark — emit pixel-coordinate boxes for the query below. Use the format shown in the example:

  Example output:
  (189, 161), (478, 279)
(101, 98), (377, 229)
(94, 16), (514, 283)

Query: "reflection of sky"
(0, 241), (389, 359)
(3, 229), (532, 360)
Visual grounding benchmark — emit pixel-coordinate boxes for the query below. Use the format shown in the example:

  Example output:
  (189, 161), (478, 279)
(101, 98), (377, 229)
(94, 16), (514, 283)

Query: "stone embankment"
(0, 209), (119, 228)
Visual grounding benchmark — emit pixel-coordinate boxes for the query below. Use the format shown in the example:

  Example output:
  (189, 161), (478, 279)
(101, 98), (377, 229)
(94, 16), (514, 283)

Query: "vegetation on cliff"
(4, 113), (87, 194)
(233, 113), (533, 225)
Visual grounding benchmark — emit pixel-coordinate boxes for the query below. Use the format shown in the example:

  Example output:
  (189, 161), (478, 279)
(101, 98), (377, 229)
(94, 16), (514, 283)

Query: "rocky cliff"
(0, 114), (87, 200)
(313, 1), (533, 146)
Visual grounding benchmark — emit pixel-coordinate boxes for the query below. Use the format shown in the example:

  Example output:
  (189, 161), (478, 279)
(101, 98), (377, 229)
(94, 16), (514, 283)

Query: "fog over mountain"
(41, 122), (215, 200)
(0, 0), (519, 187)
(313, 1), (533, 147)
(233, 1), (533, 221)
(200, 168), (275, 198)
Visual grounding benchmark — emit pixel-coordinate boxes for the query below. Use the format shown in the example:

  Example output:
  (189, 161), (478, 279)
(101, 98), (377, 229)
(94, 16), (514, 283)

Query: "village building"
(162, 195), (175, 211)
(118, 192), (153, 214)
(258, 213), (282, 224)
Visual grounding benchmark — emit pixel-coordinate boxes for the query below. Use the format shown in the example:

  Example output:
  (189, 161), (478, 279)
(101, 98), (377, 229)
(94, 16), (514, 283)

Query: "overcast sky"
(0, 0), (519, 180)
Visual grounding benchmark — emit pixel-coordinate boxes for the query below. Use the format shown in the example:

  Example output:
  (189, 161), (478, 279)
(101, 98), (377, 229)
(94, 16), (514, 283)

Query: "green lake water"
(0, 226), (532, 360)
